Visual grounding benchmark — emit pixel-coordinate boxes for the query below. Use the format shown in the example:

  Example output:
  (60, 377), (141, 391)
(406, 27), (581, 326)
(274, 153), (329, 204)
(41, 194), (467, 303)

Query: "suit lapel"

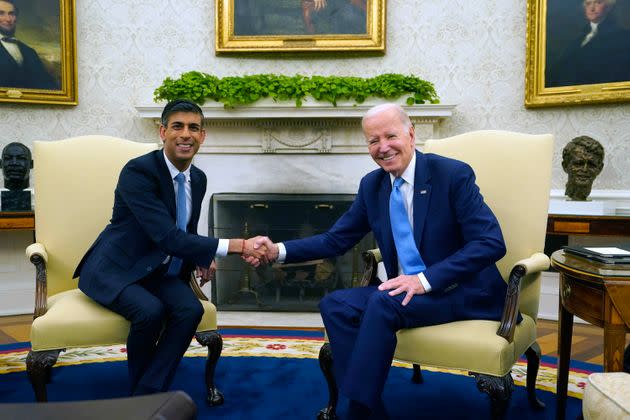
(413, 151), (431, 251)
(377, 172), (398, 277)
(189, 167), (203, 232)
(156, 150), (177, 219)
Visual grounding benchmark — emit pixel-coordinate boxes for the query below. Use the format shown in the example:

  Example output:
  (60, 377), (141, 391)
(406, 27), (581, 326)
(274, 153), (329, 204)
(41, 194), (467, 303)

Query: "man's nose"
(181, 126), (192, 137)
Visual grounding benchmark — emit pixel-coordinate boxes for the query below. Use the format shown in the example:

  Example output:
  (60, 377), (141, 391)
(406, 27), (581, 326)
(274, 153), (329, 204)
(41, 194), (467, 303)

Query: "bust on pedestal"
(562, 136), (604, 201)
(549, 136), (611, 215)
(0, 142), (33, 211)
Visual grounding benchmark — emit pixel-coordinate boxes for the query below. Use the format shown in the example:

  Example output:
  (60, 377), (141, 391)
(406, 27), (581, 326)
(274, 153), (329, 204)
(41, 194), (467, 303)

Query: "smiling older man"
(252, 103), (508, 419)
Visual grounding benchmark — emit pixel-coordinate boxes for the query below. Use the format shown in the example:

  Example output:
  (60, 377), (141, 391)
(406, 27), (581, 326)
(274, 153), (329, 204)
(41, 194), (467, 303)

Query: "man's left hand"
(196, 260), (217, 287)
(378, 274), (426, 306)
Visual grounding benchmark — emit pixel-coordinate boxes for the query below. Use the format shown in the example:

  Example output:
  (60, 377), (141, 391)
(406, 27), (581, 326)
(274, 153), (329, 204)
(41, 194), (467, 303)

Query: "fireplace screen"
(209, 193), (375, 311)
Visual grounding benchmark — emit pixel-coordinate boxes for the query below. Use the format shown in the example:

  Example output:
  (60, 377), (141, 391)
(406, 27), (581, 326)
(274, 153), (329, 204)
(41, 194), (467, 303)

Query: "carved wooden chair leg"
(524, 342), (545, 409)
(470, 372), (513, 420)
(317, 343), (338, 420)
(25, 349), (61, 402)
(412, 363), (424, 384)
(195, 330), (224, 406)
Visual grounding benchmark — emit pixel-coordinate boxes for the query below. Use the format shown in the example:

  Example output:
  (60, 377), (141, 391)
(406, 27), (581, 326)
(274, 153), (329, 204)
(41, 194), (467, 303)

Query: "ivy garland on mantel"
(153, 72), (439, 108)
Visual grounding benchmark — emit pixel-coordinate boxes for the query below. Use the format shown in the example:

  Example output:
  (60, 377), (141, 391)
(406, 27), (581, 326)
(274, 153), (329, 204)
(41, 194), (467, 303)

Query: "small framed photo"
(525, 0), (630, 108)
(215, 0), (386, 53)
(0, 0), (77, 105)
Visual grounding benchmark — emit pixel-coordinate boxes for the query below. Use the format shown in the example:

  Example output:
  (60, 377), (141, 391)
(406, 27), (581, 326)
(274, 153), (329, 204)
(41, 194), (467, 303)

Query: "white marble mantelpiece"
(135, 101), (455, 154)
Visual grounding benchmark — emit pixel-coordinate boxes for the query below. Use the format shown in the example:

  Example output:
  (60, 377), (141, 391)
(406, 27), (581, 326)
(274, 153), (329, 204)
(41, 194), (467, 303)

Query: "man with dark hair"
(562, 135), (604, 201)
(74, 99), (268, 396)
(1, 141), (32, 190)
(0, 0), (58, 90)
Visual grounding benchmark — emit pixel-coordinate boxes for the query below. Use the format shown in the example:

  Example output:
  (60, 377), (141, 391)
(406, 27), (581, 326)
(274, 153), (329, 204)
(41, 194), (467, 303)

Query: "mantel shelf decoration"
(137, 72), (455, 155)
(137, 72), (454, 121)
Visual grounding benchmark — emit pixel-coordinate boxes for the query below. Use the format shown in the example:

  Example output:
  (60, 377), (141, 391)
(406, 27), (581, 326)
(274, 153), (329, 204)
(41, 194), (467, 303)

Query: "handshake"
(233, 236), (278, 267)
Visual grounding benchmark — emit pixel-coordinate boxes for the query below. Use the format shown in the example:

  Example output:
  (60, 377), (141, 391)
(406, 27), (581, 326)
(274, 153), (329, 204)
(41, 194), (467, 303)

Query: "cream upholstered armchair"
(25, 136), (223, 405)
(318, 131), (554, 419)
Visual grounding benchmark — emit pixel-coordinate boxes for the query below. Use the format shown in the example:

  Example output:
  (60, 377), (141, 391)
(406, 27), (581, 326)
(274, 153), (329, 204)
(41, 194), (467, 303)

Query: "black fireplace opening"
(209, 193), (375, 311)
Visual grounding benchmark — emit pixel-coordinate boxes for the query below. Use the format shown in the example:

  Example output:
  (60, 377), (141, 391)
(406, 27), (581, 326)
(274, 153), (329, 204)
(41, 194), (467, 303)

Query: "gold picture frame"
(0, 0), (77, 105)
(525, 0), (630, 108)
(215, 0), (385, 53)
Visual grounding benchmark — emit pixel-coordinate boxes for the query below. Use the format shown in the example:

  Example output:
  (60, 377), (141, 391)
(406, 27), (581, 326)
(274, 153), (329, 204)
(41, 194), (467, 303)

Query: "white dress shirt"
(162, 151), (229, 259)
(581, 22), (599, 47)
(0, 38), (23, 65)
(277, 153), (432, 292)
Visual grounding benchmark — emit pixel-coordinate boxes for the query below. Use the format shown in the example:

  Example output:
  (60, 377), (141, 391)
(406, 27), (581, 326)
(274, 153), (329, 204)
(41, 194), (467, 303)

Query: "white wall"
(1, 0), (629, 189)
(2, 1), (629, 315)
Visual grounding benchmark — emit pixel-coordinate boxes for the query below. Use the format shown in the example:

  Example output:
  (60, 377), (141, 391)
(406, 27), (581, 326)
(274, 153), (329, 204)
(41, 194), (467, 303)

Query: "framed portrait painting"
(0, 0), (77, 105)
(215, 0), (385, 53)
(525, 0), (630, 108)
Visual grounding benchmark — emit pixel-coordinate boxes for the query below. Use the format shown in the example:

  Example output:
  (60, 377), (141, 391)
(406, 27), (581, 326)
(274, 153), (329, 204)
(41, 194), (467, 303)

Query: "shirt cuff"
(216, 239), (229, 257)
(276, 242), (287, 263)
(417, 272), (432, 293)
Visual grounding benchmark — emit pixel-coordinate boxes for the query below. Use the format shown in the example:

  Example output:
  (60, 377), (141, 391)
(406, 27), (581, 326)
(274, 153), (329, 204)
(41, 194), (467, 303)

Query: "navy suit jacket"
(74, 150), (218, 306)
(284, 151), (508, 321)
(0, 40), (58, 90)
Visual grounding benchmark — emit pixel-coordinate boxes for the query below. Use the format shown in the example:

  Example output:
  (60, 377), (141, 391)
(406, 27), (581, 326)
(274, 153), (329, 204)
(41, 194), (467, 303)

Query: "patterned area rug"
(0, 327), (595, 400)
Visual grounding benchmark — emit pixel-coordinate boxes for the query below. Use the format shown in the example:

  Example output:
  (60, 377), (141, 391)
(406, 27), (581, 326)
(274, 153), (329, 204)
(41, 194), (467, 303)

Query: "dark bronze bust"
(561, 136), (604, 201)
(1, 142), (33, 211)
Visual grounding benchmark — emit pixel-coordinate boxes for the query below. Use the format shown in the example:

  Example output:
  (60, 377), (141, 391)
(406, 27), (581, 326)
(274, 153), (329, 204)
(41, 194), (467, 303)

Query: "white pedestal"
(549, 198), (616, 216)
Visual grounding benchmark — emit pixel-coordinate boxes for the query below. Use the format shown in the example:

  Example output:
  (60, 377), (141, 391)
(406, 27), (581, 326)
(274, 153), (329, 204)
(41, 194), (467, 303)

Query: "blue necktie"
(389, 177), (426, 275)
(167, 172), (187, 276)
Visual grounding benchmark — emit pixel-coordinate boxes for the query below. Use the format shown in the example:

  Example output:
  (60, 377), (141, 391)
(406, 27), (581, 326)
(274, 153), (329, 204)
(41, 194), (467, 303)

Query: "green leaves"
(153, 73), (439, 107)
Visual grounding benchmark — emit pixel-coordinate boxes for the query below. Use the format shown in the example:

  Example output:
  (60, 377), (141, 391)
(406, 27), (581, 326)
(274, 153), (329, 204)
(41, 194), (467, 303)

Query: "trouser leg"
(106, 283), (165, 394)
(135, 273), (203, 394)
(319, 286), (378, 388)
(342, 288), (456, 409)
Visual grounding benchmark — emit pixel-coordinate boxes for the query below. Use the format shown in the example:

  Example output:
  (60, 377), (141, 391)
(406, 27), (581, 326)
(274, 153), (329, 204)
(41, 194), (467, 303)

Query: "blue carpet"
(0, 331), (587, 419)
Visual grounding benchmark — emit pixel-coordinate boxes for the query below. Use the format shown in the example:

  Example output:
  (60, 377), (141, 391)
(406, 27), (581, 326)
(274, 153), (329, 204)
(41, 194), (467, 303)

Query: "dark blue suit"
(283, 151), (507, 408)
(74, 150), (218, 394)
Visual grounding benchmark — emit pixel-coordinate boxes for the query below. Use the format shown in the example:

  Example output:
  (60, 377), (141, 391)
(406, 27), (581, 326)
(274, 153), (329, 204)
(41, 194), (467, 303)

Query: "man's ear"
(30, 159), (33, 169)
(158, 124), (167, 142)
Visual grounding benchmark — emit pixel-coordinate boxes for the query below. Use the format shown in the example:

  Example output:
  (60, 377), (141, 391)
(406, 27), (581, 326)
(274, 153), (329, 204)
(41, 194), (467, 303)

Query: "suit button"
(146, 266), (152, 271)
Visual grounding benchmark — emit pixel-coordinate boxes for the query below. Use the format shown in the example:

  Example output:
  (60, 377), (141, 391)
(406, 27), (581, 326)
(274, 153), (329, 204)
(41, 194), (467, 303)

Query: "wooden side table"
(550, 250), (630, 420)
(0, 211), (34, 231)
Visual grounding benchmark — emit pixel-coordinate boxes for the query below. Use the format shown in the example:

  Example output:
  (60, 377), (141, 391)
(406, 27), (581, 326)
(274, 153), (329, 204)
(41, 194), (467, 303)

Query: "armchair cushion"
(31, 289), (218, 351)
(583, 372), (630, 420)
(394, 314), (536, 376)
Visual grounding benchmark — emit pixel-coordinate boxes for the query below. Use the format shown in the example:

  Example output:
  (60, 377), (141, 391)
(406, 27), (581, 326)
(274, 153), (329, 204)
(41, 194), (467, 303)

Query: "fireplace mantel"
(135, 101), (456, 154)
(136, 101), (455, 120)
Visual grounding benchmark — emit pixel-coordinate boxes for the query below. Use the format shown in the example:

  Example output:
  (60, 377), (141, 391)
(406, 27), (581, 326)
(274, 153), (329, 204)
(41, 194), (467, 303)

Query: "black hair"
(160, 99), (204, 127)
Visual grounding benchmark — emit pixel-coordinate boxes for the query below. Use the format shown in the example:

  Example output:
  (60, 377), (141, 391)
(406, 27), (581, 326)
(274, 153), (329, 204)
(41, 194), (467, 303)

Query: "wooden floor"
(0, 315), (627, 366)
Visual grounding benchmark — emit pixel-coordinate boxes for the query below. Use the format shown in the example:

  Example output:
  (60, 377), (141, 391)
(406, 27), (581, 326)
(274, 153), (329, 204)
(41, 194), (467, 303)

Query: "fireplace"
(209, 193), (375, 311)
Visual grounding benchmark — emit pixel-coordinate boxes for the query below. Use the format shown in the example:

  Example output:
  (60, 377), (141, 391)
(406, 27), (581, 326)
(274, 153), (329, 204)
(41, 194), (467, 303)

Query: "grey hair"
(361, 103), (412, 130)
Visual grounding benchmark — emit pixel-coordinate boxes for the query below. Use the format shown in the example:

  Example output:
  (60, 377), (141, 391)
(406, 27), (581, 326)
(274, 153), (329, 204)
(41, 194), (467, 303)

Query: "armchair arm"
(496, 252), (550, 343)
(189, 273), (209, 301)
(360, 249), (382, 287)
(26, 243), (49, 319)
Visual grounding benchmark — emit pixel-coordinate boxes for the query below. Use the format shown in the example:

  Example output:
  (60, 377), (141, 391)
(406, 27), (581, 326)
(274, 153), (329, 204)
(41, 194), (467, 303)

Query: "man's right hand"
(241, 236), (279, 267)
(256, 236), (279, 262)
